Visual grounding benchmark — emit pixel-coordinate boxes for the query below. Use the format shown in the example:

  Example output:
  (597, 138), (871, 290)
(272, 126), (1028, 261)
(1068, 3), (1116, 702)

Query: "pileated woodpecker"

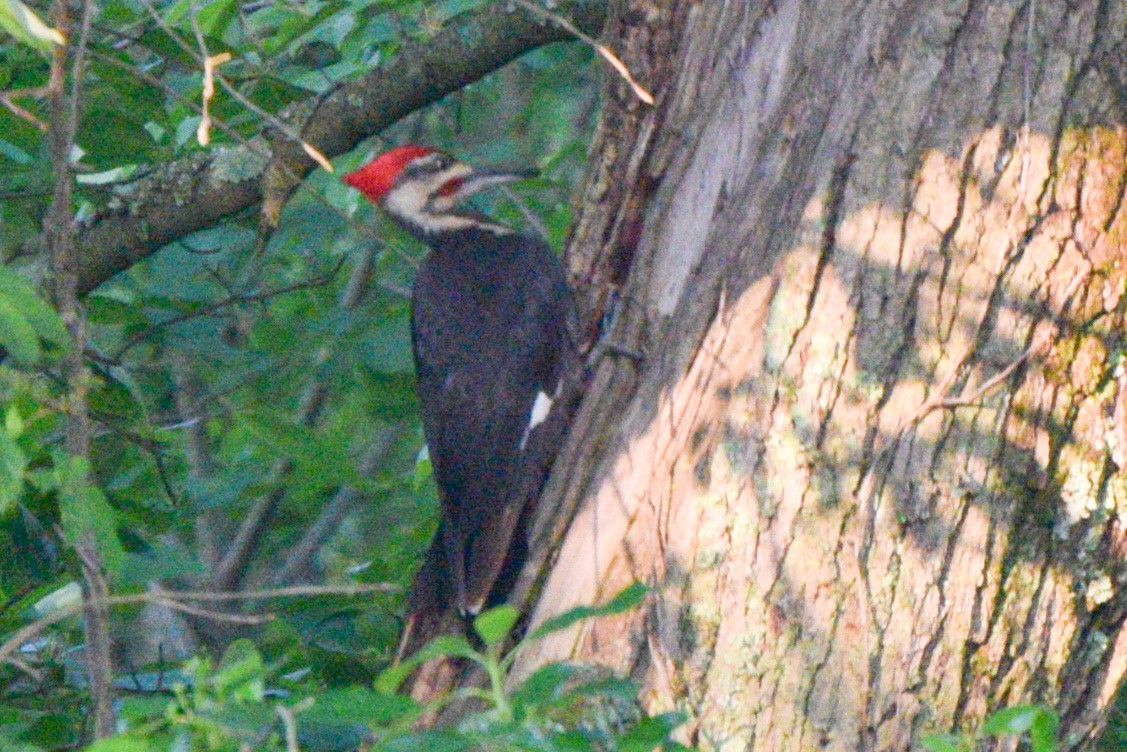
(343, 146), (577, 616)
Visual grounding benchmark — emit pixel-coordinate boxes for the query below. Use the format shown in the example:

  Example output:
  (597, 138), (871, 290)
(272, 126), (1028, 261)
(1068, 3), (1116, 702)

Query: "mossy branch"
(19, 0), (607, 295)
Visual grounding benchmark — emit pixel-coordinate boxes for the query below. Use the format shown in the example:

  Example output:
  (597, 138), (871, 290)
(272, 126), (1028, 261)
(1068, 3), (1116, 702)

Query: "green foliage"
(530, 582), (648, 640)
(922, 705), (1059, 752)
(0, 266), (69, 366)
(1099, 684), (1127, 752)
(73, 585), (689, 752)
(0, 0), (603, 747)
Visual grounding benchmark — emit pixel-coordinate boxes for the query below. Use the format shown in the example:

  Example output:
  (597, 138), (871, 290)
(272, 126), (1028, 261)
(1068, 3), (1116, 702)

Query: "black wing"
(410, 229), (575, 614)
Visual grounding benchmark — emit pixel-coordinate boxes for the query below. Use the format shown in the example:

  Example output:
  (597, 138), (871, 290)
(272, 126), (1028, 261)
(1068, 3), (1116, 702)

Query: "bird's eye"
(432, 154), (452, 170)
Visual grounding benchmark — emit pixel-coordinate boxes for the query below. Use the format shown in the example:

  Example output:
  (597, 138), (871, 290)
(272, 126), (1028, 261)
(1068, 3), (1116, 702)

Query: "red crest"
(342, 145), (434, 203)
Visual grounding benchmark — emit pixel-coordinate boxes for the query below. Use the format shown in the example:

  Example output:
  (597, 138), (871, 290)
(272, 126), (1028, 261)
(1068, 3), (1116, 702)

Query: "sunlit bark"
(518, 1), (1127, 750)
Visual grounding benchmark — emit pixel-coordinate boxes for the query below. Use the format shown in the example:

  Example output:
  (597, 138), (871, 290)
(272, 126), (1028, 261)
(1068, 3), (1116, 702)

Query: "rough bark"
(514, 1), (1127, 751)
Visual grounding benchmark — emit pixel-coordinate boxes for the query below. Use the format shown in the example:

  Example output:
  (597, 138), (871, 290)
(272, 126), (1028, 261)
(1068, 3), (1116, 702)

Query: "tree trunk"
(515, 1), (1127, 750)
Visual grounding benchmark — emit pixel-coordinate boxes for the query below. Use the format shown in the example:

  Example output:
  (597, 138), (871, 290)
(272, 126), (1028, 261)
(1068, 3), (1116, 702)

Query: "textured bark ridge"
(517, 1), (1127, 750)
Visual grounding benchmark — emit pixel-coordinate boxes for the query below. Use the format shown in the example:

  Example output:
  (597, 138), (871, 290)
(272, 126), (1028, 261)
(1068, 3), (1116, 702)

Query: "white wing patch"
(519, 391), (554, 451)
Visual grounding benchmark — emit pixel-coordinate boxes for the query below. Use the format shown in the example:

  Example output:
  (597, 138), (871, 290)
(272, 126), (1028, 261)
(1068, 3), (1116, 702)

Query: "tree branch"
(0, 583), (396, 671)
(108, 255), (346, 362)
(45, 0), (114, 736)
(271, 425), (404, 587)
(18, 0), (607, 296)
(207, 242), (378, 593)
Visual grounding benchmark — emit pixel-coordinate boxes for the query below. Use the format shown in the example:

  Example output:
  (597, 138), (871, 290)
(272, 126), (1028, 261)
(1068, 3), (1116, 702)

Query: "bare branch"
(76, 540), (115, 738)
(208, 244), (378, 592)
(0, 89), (48, 131)
(109, 255), (346, 362)
(45, 0), (114, 735)
(2, 655), (44, 681)
(510, 0), (652, 104)
(173, 356), (223, 569)
(0, 583), (395, 671)
(152, 583), (398, 600)
(15, 0), (608, 296)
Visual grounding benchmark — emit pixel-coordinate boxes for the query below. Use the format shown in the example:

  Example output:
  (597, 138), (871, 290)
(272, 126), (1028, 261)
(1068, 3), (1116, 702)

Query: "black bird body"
(412, 226), (573, 613)
(344, 146), (576, 615)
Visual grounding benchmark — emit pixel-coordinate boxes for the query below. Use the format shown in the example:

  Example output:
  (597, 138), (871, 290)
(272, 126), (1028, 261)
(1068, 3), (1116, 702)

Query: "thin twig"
(93, 417), (185, 505)
(86, 48), (419, 271)
(500, 185), (550, 241)
(183, 0), (330, 169)
(0, 583), (394, 670)
(0, 89), (48, 131)
(277, 703), (300, 752)
(2, 85), (49, 98)
(88, 49), (245, 146)
(145, 596), (266, 624)
(856, 265), (1092, 514)
(276, 698), (313, 752)
(173, 357), (222, 568)
(208, 243), (379, 593)
(3, 655), (44, 681)
(510, 0), (654, 105)
(936, 341), (1041, 409)
(930, 269), (1088, 415)
(110, 256), (346, 362)
(196, 51), (232, 146)
(272, 426), (403, 586)
(150, 583), (399, 601)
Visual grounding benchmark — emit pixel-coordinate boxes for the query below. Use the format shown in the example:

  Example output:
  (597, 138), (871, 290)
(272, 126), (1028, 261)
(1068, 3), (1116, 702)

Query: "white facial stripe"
(382, 163), (514, 235)
(519, 391), (554, 451)
(384, 185), (475, 232)
(383, 164), (467, 214)
(382, 180), (429, 219)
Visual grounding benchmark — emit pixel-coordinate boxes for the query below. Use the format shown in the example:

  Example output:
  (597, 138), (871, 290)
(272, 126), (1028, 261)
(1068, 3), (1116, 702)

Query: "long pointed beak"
(455, 165), (538, 196)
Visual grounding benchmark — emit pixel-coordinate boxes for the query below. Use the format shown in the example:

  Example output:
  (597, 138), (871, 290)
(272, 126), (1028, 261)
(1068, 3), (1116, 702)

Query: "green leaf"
(1030, 708), (1059, 752)
(55, 454), (124, 577)
(242, 410), (364, 489)
(86, 295), (142, 327)
(616, 712), (685, 752)
(412, 450), (433, 491)
(382, 729), (471, 752)
(30, 581), (80, 616)
(0, 266), (71, 351)
(6, 404), (24, 439)
(982, 705), (1046, 736)
(0, 429), (25, 515)
(511, 662), (580, 707)
(374, 635), (478, 694)
(213, 639), (265, 701)
(530, 582), (649, 640)
(473, 605), (519, 647)
(0, 743), (43, 752)
(82, 736), (154, 752)
(0, 295), (41, 364)
(919, 734), (965, 752)
(0, 0), (64, 54)
(0, 136), (33, 166)
(204, 702), (275, 734)
(162, 0), (238, 36)
(302, 686), (418, 728)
